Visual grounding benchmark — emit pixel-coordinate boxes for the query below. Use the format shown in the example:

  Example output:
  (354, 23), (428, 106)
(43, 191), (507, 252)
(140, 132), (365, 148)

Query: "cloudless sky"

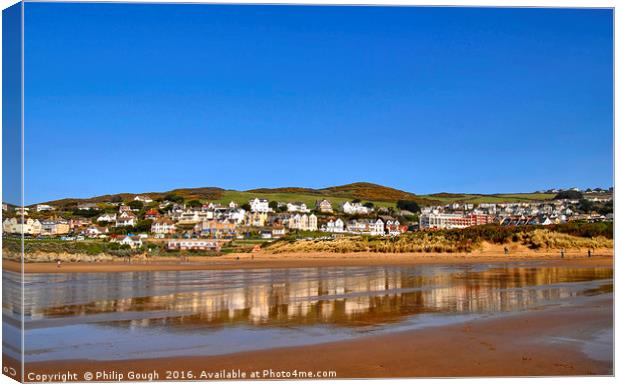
(23, 3), (613, 204)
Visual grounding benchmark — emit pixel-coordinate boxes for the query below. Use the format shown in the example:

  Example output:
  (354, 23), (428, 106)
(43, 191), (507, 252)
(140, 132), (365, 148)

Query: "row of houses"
(322, 217), (402, 236)
(419, 211), (612, 230)
(248, 198), (337, 214)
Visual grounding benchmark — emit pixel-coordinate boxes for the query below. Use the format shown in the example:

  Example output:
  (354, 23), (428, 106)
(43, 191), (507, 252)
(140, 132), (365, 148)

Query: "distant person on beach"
(503, 246), (509, 256)
(56, 259), (61, 268)
(560, 249), (565, 258)
(588, 249), (592, 258)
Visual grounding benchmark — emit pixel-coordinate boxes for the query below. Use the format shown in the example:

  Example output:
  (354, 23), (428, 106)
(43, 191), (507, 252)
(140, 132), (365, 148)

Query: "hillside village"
(2, 186), (613, 253)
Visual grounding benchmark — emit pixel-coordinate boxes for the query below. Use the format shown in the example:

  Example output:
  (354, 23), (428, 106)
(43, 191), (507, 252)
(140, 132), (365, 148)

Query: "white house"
(341, 201), (372, 215)
(286, 202), (309, 213)
(371, 219), (385, 236)
(15, 207), (30, 216)
(227, 208), (246, 224)
(176, 210), (208, 224)
(308, 214), (318, 231)
(96, 213), (117, 223)
(83, 225), (109, 238)
(287, 213), (318, 231)
(288, 214), (302, 230)
(36, 204), (55, 212)
(249, 198), (270, 213)
(324, 218), (345, 233)
(346, 219), (384, 235)
(115, 211), (137, 227)
(151, 218), (177, 234)
(134, 195), (153, 203)
(117, 235), (142, 249)
(2, 218), (42, 235)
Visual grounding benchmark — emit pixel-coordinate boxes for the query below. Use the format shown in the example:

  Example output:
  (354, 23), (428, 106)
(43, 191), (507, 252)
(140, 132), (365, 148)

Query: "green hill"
(36, 182), (556, 209)
(248, 182), (436, 205)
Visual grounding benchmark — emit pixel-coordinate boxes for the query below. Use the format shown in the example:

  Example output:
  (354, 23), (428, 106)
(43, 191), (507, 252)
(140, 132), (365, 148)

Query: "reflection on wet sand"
(11, 265), (613, 328)
(2, 263), (612, 362)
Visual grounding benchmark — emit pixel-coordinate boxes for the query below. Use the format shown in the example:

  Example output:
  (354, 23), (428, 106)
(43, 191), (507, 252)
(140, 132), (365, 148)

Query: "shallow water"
(2, 262), (613, 362)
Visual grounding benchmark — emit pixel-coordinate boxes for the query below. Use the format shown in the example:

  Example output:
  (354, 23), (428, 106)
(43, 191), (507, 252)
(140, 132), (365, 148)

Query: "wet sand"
(2, 247), (613, 274)
(17, 294), (612, 379)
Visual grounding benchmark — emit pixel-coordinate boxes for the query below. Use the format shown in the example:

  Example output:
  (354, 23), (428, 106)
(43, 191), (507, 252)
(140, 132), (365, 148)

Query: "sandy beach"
(2, 243), (614, 274)
(1, 252), (613, 381)
(15, 292), (612, 380)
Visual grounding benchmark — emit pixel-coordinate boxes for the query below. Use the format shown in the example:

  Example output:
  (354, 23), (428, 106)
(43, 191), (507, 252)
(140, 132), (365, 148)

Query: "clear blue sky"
(23, 4), (613, 204)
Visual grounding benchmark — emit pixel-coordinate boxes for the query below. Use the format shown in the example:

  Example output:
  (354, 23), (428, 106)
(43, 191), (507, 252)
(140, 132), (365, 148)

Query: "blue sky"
(23, 4), (613, 204)
(2, 3), (22, 206)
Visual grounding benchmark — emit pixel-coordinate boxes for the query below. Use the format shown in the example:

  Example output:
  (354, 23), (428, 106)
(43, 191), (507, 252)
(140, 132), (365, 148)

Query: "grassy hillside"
(247, 182), (437, 205)
(38, 182), (557, 209)
(215, 191), (396, 209)
(421, 192), (556, 204)
(46, 187), (225, 208)
(41, 182), (436, 208)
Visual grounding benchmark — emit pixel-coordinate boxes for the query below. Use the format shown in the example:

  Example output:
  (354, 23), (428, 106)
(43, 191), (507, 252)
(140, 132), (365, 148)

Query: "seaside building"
(36, 204), (55, 212)
(286, 202), (310, 213)
(151, 218), (177, 235)
(198, 219), (237, 239)
(96, 213), (117, 223)
(167, 239), (219, 251)
(341, 201), (372, 215)
(134, 195), (153, 203)
(246, 211), (268, 227)
(288, 213), (319, 231)
(419, 213), (493, 229)
(2, 218), (42, 235)
(83, 225), (109, 238)
(315, 199), (333, 213)
(249, 198), (270, 213)
(40, 219), (70, 236)
(324, 218), (345, 233)
(346, 219), (384, 236)
(115, 211), (137, 227)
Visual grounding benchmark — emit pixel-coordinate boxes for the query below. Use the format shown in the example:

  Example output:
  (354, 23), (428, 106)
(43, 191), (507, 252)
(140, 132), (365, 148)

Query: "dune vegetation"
(265, 222), (613, 254)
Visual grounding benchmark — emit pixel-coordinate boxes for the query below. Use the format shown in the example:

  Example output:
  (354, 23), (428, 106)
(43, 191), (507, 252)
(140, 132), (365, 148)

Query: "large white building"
(151, 218), (177, 234)
(341, 201), (372, 215)
(419, 213), (493, 229)
(36, 204), (55, 212)
(288, 214), (318, 231)
(286, 202), (310, 213)
(3, 218), (42, 235)
(249, 198), (270, 213)
(324, 218), (345, 233)
(96, 213), (117, 223)
(134, 195), (153, 203)
(346, 219), (384, 236)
